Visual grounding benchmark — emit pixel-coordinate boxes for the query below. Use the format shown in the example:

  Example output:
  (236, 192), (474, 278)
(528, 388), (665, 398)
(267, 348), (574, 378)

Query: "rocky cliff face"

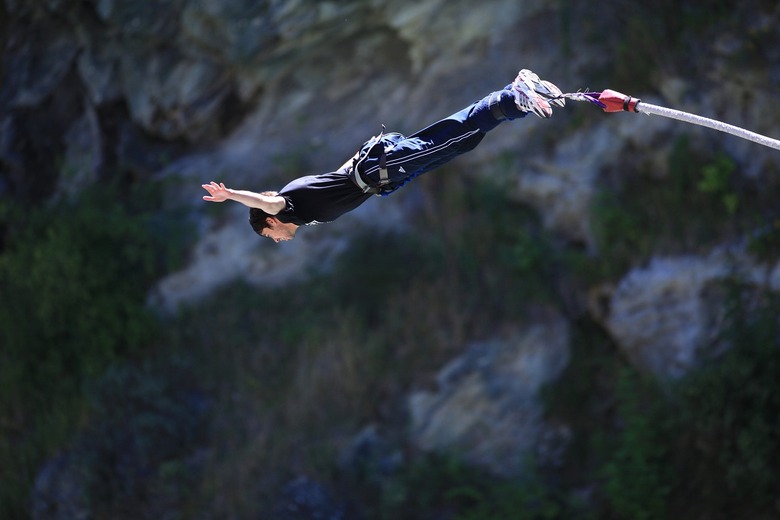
(4, 1), (780, 517)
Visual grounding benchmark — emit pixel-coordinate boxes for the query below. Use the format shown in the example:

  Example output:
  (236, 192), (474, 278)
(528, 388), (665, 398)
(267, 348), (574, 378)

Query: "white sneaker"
(512, 69), (564, 118)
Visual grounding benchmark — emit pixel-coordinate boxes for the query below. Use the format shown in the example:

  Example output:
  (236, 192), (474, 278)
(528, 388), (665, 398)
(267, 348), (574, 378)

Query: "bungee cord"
(563, 89), (780, 151)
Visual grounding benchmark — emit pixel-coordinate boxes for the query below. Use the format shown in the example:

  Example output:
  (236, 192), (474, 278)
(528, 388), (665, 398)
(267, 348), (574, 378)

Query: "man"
(201, 69), (564, 243)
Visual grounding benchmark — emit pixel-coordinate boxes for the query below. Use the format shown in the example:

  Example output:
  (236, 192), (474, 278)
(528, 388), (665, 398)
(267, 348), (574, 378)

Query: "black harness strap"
(348, 127), (391, 195)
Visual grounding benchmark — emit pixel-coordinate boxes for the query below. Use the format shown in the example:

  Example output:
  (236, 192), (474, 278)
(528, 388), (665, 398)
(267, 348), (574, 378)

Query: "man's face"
(262, 217), (298, 243)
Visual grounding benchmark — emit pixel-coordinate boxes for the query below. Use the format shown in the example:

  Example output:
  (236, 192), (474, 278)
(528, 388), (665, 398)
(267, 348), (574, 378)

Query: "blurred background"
(2, 1), (780, 519)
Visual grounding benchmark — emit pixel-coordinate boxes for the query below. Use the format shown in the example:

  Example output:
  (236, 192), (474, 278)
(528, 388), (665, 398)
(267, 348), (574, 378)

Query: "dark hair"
(249, 208), (273, 236)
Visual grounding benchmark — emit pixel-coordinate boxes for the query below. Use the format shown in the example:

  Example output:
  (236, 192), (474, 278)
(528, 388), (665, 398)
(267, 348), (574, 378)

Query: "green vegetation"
(697, 152), (738, 215)
(3, 141), (780, 519)
(670, 285), (780, 517)
(589, 0), (740, 90)
(157, 173), (570, 515)
(361, 453), (577, 520)
(600, 370), (670, 520)
(538, 286), (780, 520)
(591, 135), (780, 279)
(337, 277), (780, 520)
(0, 164), (565, 517)
(4, 0), (780, 510)
(0, 184), (189, 519)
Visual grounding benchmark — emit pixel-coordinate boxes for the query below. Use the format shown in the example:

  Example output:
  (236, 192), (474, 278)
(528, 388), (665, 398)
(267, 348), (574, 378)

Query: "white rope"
(562, 91), (780, 151)
(636, 102), (780, 151)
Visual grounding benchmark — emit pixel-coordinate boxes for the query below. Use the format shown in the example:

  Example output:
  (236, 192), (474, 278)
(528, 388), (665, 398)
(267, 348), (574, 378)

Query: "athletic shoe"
(537, 79), (565, 108)
(511, 69), (564, 118)
(520, 69), (566, 108)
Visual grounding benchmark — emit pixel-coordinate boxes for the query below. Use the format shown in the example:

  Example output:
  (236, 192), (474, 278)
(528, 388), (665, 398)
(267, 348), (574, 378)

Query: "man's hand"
(200, 182), (286, 214)
(202, 181), (231, 202)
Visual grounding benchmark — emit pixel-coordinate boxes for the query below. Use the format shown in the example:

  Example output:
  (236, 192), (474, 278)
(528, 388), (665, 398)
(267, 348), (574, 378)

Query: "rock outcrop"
(592, 248), (780, 379)
(409, 313), (571, 475)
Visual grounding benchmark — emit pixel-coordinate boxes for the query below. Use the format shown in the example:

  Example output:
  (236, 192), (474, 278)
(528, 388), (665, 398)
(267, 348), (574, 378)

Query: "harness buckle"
(348, 127), (393, 195)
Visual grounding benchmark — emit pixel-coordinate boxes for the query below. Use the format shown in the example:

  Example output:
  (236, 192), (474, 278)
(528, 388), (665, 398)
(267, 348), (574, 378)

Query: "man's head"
(249, 208), (298, 242)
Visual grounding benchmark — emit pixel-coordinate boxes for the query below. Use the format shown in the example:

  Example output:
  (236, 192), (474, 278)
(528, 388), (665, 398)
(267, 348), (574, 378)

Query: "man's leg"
(361, 86), (527, 189)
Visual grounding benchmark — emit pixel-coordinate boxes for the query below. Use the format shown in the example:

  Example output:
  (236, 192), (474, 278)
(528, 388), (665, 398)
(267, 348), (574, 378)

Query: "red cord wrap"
(598, 89), (641, 113)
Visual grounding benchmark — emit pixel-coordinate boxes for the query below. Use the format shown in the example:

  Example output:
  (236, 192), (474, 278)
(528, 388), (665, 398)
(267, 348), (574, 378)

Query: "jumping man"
(201, 69), (564, 243)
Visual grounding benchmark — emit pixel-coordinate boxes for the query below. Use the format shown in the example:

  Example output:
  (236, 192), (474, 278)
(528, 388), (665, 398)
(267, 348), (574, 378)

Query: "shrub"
(0, 184), (183, 518)
(591, 136), (780, 276)
(600, 369), (670, 520)
(669, 285), (780, 517)
(80, 358), (210, 516)
(358, 452), (571, 520)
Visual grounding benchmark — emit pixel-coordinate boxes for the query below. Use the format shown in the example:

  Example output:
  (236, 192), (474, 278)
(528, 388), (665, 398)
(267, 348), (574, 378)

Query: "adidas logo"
(398, 166), (406, 173)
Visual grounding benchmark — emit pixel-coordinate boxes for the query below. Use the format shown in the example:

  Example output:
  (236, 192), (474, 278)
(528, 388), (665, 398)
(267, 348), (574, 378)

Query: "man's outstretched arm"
(201, 181), (286, 214)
